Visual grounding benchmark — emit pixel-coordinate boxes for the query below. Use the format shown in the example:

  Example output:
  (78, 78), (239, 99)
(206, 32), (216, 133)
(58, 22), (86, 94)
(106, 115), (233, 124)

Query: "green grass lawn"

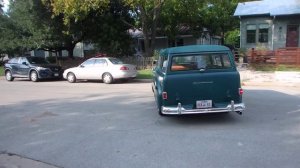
(251, 64), (300, 72)
(0, 66), (4, 76)
(137, 69), (153, 79)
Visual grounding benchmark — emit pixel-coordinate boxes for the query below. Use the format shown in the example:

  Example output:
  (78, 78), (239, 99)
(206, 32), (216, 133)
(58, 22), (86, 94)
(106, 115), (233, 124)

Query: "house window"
(259, 24), (269, 43)
(246, 25), (256, 43)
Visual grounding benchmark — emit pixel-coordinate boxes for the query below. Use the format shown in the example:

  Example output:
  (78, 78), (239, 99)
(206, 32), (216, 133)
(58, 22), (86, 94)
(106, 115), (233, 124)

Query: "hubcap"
(68, 74), (74, 82)
(104, 74), (111, 83)
(31, 72), (37, 81)
(6, 72), (11, 80)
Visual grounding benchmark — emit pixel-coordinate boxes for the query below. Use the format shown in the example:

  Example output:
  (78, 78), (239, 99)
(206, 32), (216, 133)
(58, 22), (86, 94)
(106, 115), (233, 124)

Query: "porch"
(245, 47), (300, 66)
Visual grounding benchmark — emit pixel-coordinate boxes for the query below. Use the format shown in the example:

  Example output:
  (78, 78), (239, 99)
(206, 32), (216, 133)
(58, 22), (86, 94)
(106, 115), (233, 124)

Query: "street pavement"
(0, 78), (300, 168)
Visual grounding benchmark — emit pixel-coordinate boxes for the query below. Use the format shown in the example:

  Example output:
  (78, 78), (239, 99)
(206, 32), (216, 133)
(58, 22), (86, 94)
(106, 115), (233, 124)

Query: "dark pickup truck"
(152, 45), (245, 116)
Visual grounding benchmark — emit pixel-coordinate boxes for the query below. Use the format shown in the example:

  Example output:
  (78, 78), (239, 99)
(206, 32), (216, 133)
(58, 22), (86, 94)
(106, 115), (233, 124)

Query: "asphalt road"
(0, 79), (300, 168)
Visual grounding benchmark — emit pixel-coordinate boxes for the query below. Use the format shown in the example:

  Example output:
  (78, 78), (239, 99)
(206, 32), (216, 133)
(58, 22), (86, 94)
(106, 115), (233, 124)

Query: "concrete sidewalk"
(238, 68), (300, 87)
(0, 153), (60, 168)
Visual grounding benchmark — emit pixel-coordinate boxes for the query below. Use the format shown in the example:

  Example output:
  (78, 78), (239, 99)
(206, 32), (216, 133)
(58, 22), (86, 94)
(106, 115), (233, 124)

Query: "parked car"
(152, 45), (245, 116)
(63, 57), (137, 84)
(4, 56), (63, 82)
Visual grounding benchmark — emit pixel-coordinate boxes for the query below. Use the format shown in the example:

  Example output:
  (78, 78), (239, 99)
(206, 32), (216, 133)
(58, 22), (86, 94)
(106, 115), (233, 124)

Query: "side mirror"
(22, 62), (27, 65)
(80, 65), (85, 68)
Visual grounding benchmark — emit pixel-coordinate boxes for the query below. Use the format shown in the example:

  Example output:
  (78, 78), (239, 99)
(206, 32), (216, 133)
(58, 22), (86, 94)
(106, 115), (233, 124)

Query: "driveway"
(0, 79), (300, 168)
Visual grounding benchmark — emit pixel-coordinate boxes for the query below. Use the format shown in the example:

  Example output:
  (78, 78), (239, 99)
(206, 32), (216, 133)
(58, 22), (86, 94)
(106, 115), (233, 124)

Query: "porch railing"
(275, 48), (300, 65)
(247, 47), (300, 65)
(121, 56), (155, 70)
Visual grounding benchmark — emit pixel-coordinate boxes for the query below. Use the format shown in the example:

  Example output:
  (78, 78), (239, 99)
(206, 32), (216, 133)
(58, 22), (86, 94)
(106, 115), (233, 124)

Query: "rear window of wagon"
(170, 53), (232, 72)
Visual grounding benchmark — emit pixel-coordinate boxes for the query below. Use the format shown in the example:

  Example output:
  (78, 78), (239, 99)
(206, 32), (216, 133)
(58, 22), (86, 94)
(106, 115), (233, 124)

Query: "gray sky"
(2, 0), (9, 12)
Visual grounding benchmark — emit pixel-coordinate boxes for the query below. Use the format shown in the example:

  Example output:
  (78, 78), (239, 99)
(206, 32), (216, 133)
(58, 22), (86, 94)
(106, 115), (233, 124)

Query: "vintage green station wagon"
(152, 45), (245, 115)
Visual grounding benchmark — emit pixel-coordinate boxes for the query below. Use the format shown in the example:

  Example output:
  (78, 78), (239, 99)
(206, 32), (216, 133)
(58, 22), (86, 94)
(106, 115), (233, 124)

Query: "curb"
(242, 81), (300, 88)
(135, 79), (152, 83)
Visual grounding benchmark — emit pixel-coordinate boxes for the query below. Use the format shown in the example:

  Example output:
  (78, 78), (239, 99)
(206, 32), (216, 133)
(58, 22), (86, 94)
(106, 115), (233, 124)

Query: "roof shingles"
(234, 0), (300, 16)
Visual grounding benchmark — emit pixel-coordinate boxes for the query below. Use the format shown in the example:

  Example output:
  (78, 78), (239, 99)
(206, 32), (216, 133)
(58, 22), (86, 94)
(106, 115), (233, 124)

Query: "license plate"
(54, 73), (59, 77)
(196, 100), (212, 109)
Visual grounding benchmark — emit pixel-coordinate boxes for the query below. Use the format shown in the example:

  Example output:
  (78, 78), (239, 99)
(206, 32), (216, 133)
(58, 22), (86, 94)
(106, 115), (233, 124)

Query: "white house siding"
(273, 16), (300, 49)
(73, 42), (84, 57)
(239, 15), (300, 50)
(240, 17), (273, 50)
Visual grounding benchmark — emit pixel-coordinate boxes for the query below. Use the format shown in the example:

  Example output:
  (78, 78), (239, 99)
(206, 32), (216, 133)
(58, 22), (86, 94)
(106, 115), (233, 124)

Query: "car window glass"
(108, 58), (123, 64)
(94, 59), (107, 67)
(158, 55), (168, 73)
(27, 57), (49, 64)
(81, 59), (95, 67)
(8, 58), (19, 64)
(171, 53), (232, 72)
(18, 57), (28, 64)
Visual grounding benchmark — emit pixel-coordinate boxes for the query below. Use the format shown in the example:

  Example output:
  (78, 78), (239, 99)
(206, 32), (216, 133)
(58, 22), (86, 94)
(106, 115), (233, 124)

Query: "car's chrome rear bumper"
(162, 101), (245, 115)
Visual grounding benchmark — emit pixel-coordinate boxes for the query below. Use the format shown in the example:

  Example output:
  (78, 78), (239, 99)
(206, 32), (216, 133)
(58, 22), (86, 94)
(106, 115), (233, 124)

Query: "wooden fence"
(121, 57), (155, 70)
(275, 48), (300, 65)
(247, 47), (300, 66)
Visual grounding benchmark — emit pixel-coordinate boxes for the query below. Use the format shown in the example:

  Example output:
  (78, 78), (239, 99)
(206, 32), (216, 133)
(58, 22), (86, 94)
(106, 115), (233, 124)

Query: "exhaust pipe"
(236, 111), (242, 115)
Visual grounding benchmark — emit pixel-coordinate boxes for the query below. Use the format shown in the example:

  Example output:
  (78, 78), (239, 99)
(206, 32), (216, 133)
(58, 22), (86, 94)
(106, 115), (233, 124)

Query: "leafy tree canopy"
(45, 0), (110, 24)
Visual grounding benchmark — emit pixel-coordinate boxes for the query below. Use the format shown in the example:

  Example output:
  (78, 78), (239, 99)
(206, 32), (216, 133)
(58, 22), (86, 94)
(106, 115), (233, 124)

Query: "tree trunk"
(67, 43), (77, 59)
(143, 28), (151, 57)
(140, 5), (151, 57)
(149, 0), (162, 57)
(221, 26), (225, 45)
(139, 1), (164, 57)
(57, 50), (62, 66)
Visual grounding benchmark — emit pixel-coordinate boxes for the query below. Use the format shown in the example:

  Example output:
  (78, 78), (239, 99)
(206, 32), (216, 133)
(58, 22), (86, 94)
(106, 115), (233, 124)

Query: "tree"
(0, 14), (20, 55)
(49, 0), (166, 57)
(46, 0), (110, 24)
(44, 0), (134, 57)
(225, 29), (240, 47)
(125, 0), (165, 57)
(5, 0), (66, 56)
(89, 1), (134, 56)
(160, 0), (207, 44)
(201, 0), (238, 44)
(202, 0), (255, 45)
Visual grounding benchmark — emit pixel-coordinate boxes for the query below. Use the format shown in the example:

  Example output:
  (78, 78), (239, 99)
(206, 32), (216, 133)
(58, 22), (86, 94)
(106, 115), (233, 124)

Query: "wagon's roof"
(161, 45), (230, 55)
(234, 0), (300, 17)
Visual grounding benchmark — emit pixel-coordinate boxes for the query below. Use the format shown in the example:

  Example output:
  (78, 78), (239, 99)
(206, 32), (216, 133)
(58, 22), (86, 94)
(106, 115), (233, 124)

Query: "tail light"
(239, 88), (244, 95)
(162, 92), (168, 100)
(120, 66), (129, 70)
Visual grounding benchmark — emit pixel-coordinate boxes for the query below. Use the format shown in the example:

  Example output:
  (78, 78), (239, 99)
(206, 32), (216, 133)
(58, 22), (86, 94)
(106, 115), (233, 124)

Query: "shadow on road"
(0, 88), (300, 168)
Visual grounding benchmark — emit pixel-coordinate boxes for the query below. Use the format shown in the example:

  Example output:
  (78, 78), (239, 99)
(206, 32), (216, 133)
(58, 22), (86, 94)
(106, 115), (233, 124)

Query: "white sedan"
(63, 57), (137, 84)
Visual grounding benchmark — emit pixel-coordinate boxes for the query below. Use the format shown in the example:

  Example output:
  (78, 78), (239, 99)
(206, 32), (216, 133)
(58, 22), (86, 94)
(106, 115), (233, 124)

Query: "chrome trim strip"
(162, 101), (245, 115)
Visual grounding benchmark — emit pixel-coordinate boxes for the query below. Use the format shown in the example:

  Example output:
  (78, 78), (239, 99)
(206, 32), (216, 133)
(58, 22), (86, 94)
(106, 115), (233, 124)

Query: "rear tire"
(30, 71), (39, 82)
(158, 106), (164, 116)
(67, 72), (76, 83)
(156, 97), (165, 116)
(5, 70), (14, 81)
(102, 73), (113, 84)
